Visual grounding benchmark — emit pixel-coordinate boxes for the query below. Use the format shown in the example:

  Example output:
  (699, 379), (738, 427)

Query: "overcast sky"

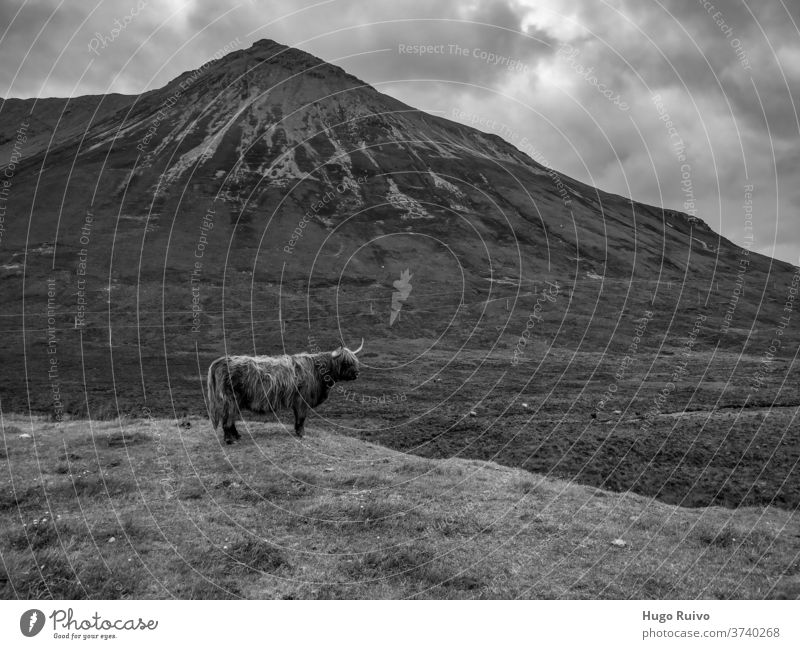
(2, 0), (798, 266)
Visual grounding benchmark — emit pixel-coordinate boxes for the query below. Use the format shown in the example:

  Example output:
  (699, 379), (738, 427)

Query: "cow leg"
(292, 399), (307, 437)
(223, 425), (236, 444)
(222, 407), (239, 444)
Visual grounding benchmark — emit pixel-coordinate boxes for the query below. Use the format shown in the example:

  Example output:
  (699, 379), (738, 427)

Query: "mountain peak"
(189, 37), (366, 94)
(250, 37), (283, 49)
(244, 38), (320, 63)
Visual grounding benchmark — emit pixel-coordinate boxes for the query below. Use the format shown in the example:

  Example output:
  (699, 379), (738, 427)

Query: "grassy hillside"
(1, 414), (799, 599)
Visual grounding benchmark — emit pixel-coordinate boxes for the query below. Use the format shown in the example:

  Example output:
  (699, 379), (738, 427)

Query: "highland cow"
(206, 340), (363, 443)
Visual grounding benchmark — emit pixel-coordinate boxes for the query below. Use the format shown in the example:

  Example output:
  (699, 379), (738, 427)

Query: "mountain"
(2, 39), (768, 285)
(2, 39), (798, 510)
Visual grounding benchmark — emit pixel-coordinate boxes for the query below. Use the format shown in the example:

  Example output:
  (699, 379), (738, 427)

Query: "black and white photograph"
(1, 0), (799, 644)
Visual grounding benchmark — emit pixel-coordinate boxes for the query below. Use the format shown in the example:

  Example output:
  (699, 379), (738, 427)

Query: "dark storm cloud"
(497, 0), (800, 265)
(610, 0), (800, 139)
(0, 2), (86, 97)
(0, 0), (188, 97)
(254, 0), (554, 92)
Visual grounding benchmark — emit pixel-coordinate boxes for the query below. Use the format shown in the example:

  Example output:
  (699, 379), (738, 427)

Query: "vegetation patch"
(105, 430), (154, 447)
(344, 545), (485, 595)
(393, 459), (437, 475)
(5, 519), (71, 552)
(198, 538), (290, 576)
(514, 478), (542, 495)
(0, 485), (43, 511)
(306, 497), (409, 529)
(173, 574), (243, 599)
(0, 551), (84, 599)
(176, 480), (206, 501)
(335, 473), (394, 489)
(0, 548), (139, 599)
(57, 474), (136, 499)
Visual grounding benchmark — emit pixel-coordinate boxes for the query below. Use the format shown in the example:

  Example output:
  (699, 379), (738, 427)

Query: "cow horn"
(352, 338), (364, 355)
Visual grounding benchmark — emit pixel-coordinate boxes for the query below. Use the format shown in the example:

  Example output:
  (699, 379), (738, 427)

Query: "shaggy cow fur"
(207, 344), (361, 443)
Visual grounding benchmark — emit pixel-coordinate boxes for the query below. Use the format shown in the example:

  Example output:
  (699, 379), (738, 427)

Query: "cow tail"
(207, 359), (221, 430)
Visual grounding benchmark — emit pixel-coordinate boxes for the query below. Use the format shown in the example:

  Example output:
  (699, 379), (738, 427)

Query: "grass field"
(2, 414), (799, 599)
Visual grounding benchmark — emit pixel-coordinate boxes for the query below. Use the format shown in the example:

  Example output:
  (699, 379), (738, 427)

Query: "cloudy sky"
(2, 0), (799, 265)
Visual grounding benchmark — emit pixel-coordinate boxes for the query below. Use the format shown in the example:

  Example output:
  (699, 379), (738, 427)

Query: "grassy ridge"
(1, 415), (799, 599)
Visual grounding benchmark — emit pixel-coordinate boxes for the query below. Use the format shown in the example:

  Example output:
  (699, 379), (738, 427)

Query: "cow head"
(330, 338), (363, 381)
